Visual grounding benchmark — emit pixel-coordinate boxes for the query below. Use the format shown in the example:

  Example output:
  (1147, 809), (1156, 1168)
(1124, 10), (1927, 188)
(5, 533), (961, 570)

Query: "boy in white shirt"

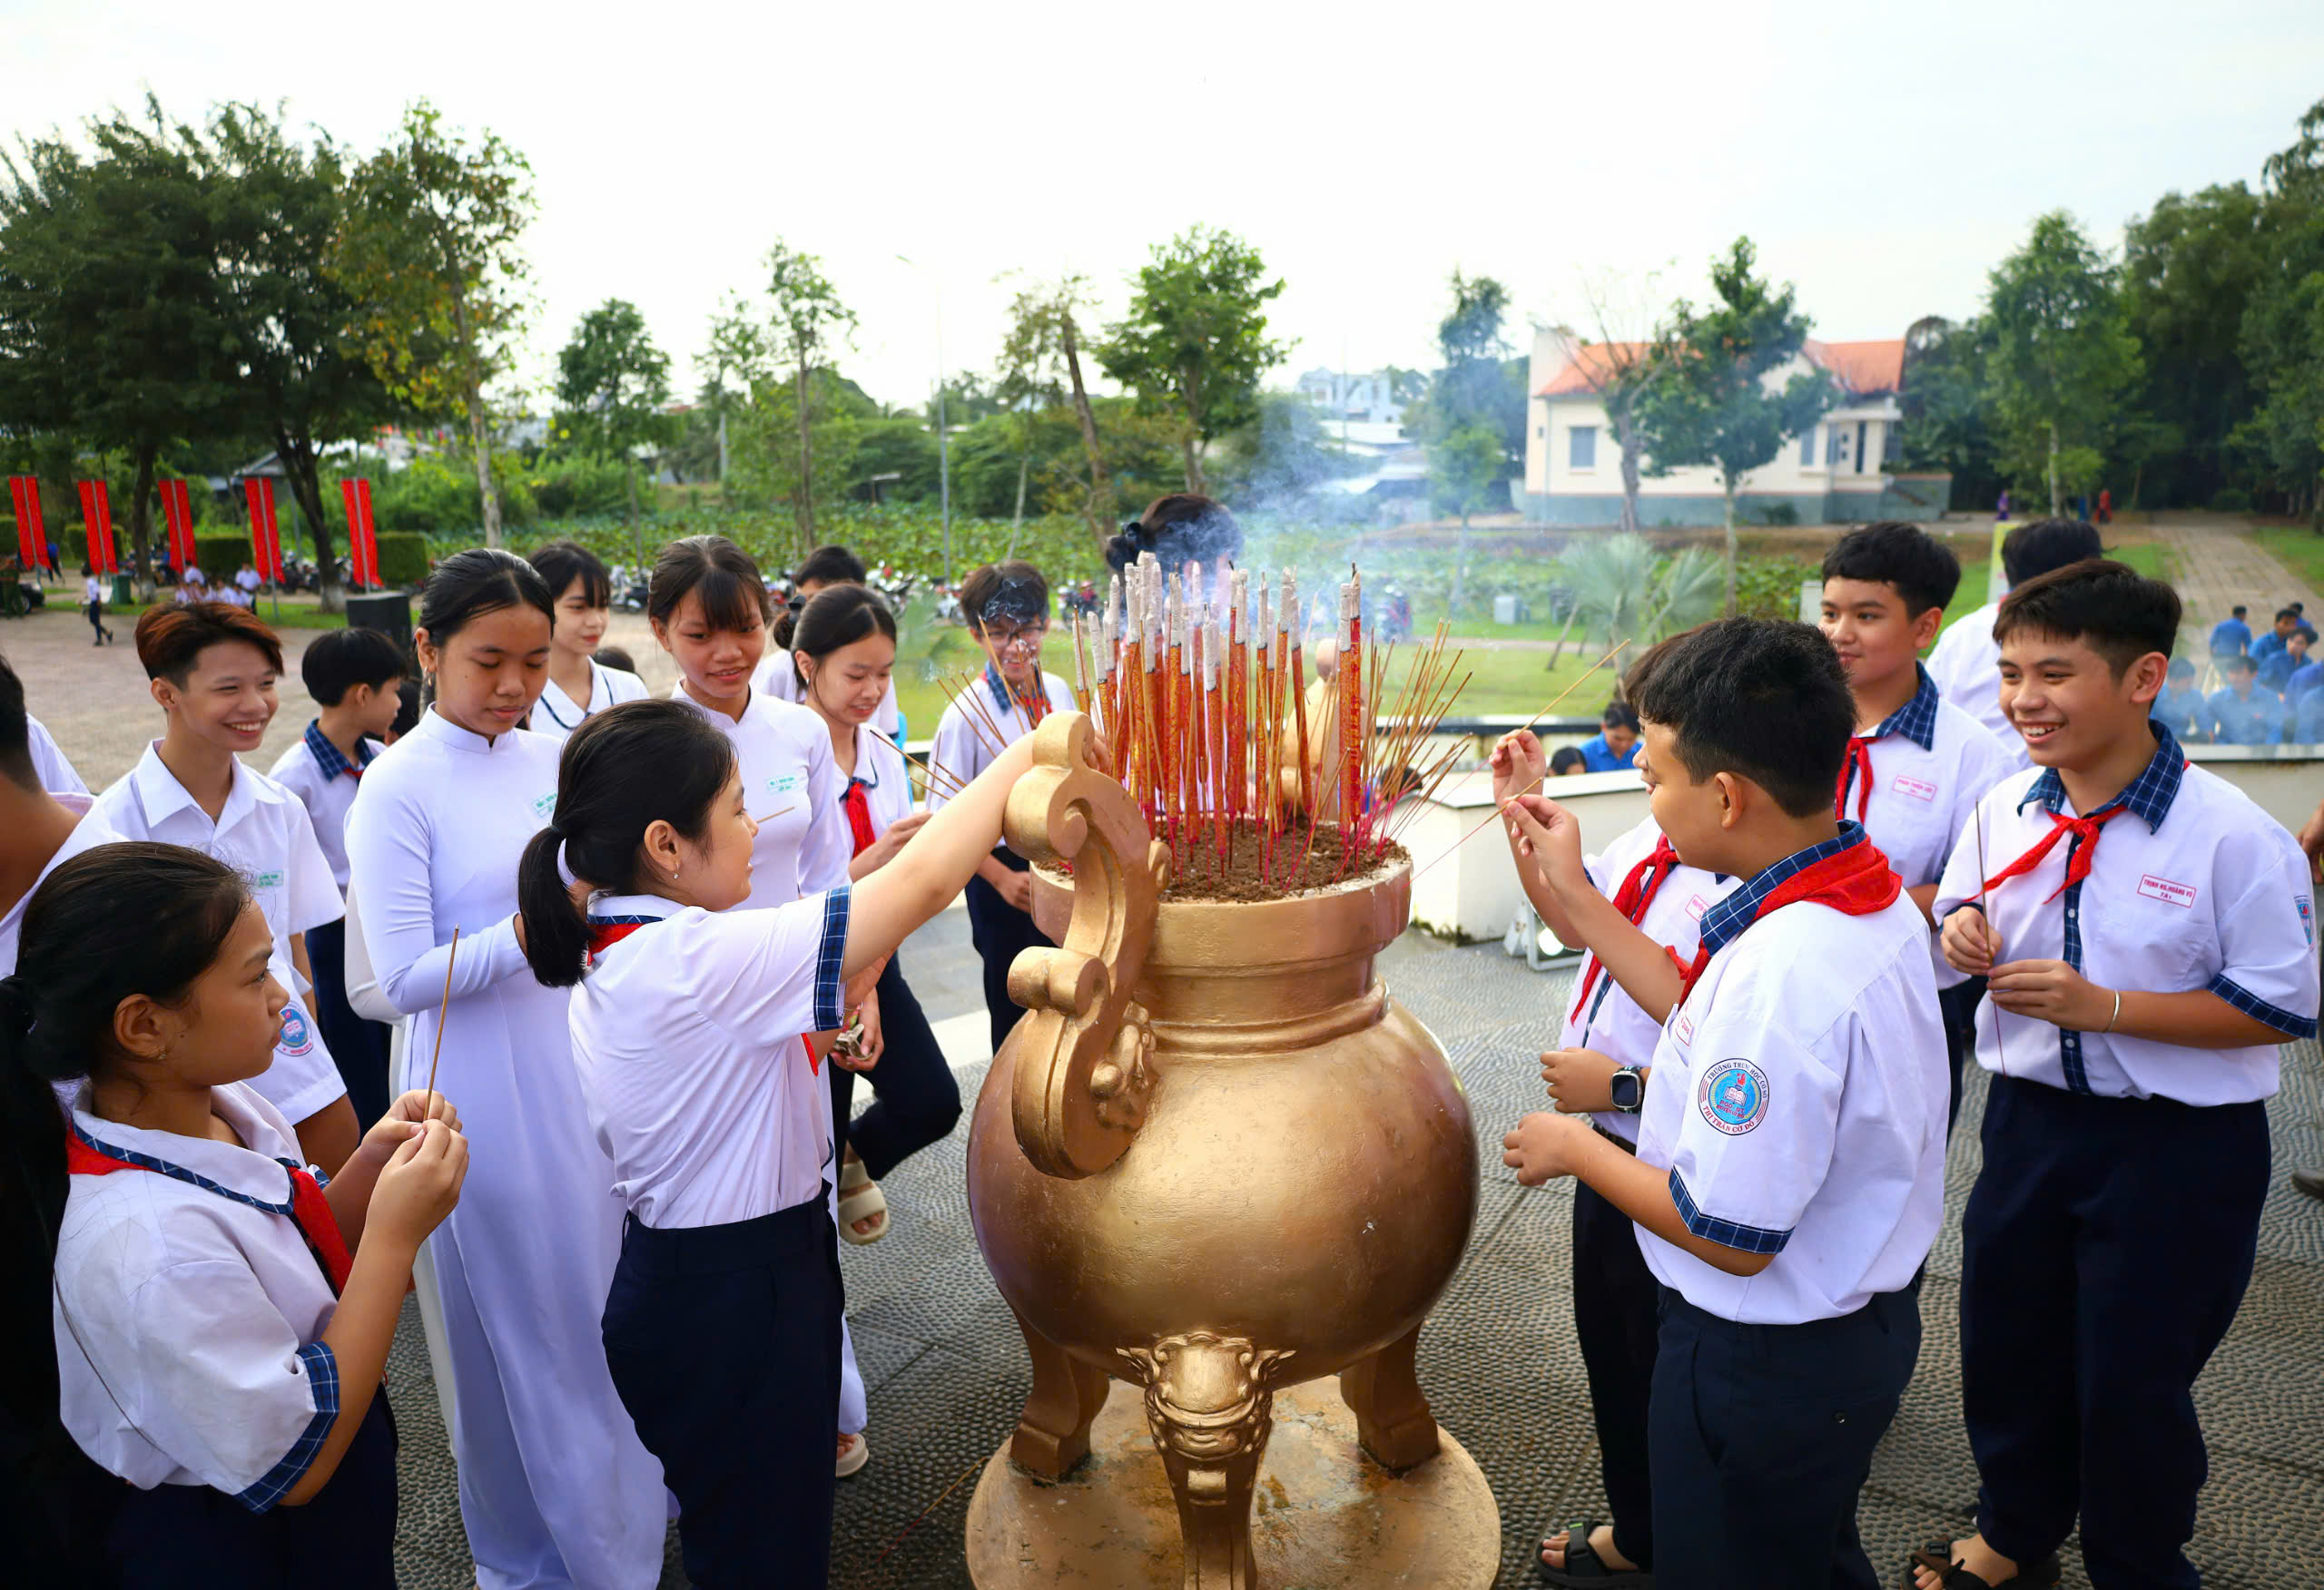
(1820, 521), (2016, 1124)
(1922, 561), (2318, 1590)
(270, 626), (408, 1124)
(1502, 617), (1947, 1590)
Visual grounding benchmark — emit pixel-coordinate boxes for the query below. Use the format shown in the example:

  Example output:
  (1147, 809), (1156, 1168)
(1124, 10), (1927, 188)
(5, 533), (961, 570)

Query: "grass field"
(2255, 525), (2324, 594)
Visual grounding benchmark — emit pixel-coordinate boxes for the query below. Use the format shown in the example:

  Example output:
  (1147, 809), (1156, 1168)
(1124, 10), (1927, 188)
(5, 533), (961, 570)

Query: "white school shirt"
(268, 722), (384, 892)
(1839, 665), (2017, 891)
(94, 745), (347, 1124)
(668, 686), (850, 909)
(923, 666), (1076, 825)
(84, 575), (104, 604)
(1931, 726), (2319, 1104)
(0, 793), (121, 974)
(1925, 599), (2029, 770)
(571, 889), (852, 1228)
(27, 713), (87, 795)
(842, 721), (915, 842)
(756, 647), (902, 740)
(528, 661), (651, 747)
(1634, 825), (1948, 1324)
(1559, 816), (1738, 1144)
(54, 1083), (342, 1504)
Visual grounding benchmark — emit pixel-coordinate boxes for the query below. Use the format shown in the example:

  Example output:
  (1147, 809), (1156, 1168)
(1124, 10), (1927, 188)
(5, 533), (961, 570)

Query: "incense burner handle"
(1002, 711), (1167, 1179)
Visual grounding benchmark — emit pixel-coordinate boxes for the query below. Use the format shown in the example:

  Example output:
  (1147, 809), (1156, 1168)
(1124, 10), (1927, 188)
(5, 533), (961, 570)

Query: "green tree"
(330, 100), (534, 545)
(1896, 315), (2004, 510)
(554, 298), (673, 561)
(760, 241), (856, 558)
(2238, 99), (2324, 520)
(1634, 238), (1830, 613)
(2120, 184), (2267, 506)
(1409, 272), (1529, 615)
(0, 98), (244, 584)
(1098, 226), (1293, 495)
(999, 275), (1113, 542)
(1983, 211), (2142, 518)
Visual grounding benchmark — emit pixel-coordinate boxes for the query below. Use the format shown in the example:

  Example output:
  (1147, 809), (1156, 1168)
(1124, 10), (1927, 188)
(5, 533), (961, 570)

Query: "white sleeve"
(697, 887), (852, 1041)
(1663, 1002), (1843, 1255)
(65, 1257), (339, 1501)
(281, 801), (345, 936)
(924, 704), (976, 814)
(345, 781), (528, 1014)
(27, 719), (86, 795)
(338, 881), (401, 1025)
(796, 725), (852, 894)
(2207, 828), (2321, 1037)
(1931, 794), (1992, 924)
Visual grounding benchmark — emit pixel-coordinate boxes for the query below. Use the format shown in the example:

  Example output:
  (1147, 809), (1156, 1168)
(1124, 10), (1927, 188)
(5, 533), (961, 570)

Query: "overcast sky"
(5, 0), (2319, 413)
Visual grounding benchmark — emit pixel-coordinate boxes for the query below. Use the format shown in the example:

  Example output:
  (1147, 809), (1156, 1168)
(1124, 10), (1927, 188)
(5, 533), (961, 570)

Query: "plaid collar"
(1867, 663), (1940, 751)
(303, 720), (375, 781)
(2018, 721), (2181, 833)
(983, 662), (1014, 712)
(1697, 820), (1873, 958)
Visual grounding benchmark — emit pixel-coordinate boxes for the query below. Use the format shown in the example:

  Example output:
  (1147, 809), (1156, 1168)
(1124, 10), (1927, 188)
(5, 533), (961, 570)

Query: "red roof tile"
(1535, 337), (1906, 399)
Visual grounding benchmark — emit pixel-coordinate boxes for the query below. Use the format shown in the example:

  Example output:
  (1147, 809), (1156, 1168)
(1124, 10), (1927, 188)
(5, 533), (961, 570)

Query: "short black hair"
(529, 539), (612, 609)
(1600, 702), (1640, 733)
(794, 545), (867, 588)
(300, 626), (408, 706)
(2231, 604), (2248, 617)
(1631, 618), (1853, 819)
(2000, 518), (2104, 587)
(960, 561), (1049, 632)
(595, 644), (637, 674)
(1821, 521), (1961, 616)
(1549, 745), (1587, 776)
(2223, 652), (2257, 676)
(2277, 606), (2301, 623)
(0, 652), (34, 791)
(1993, 559), (2180, 678)
(2167, 657), (2195, 681)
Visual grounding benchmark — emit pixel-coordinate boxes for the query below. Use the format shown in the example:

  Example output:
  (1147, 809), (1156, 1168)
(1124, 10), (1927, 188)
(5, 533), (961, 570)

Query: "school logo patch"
(2137, 874), (2197, 909)
(1890, 775), (1937, 803)
(768, 772), (806, 796)
(278, 1006), (314, 1057)
(1673, 1012), (1696, 1047)
(531, 792), (557, 820)
(2299, 897), (2315, 947)
(1698, 1059), (1769, 1136)
(251, 869), (285, 889)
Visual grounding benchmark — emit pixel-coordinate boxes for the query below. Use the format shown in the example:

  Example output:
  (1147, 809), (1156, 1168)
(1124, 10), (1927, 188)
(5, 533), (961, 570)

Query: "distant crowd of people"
(2168, 601), (2324, 745)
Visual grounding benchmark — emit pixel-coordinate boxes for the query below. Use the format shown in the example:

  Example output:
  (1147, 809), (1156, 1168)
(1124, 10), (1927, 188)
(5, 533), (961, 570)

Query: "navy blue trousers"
(1963, 1077), (2268, 1589)
(1937, 976), (1987, 1132)
(306, 917), (392, 1126)
(103, 1392), (395, 1588)
(964, 851), (1051, 1055)
(830, 954), (961, 1180)
(1649, 1283), (1920, 1590)
(1572, 1155), (1659, 1569)
(602, 1194), (842, 1589)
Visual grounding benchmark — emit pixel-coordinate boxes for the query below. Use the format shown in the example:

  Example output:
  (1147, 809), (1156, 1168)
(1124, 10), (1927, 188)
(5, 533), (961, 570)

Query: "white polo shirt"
(268, 722), (384, 892)
(1560, 816), (1738, 1144)
(1634, 825), (1948, 1324)
(54, 1083), (343, 1505)
(925, 666), (1076, 828)
(668, 688), (849, 909)
(0, 793), (122, 974)
(570, 888), (852, 1228)
(94, 743), (348, 1124)
(1839, 665), (2018, 890)
(1932, 725), (2318, 1104)
(528, 661), (650, 747)
(1925, 599), (2028, 770)
(756, 647), (901, 741)
(27, 714), (86, 795)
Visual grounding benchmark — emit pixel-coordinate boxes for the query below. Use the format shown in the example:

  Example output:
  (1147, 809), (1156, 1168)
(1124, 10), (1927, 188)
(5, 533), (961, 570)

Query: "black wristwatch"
(1609, 1065), (1645, 1114)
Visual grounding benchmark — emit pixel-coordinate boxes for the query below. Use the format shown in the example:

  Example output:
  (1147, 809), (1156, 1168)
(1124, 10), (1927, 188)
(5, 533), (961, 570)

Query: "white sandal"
(836, 1155), (889, 1245)
(836, 1430), (870, 1478)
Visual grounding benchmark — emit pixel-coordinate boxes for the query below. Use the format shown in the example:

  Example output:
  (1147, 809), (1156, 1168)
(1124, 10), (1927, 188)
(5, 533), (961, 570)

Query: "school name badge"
(1698, 1058), (1770, 1136)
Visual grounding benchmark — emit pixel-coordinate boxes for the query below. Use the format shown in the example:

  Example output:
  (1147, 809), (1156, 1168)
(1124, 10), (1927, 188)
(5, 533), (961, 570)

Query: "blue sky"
(5, 0), (2318, 410)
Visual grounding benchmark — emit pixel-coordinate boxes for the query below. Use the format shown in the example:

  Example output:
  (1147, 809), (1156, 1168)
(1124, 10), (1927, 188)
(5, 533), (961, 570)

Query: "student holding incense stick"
(5, 843), (466, 1586)
(346, 550), (665, 1589)
(94, 604), (358, 1175)
(928, 559), (1076, 1052)
(516, 697), (1043, 1588)
(1489, 639), (1742, 1589)
(786, 583), (957, 1244)
(1919, 563), (2317, 1590)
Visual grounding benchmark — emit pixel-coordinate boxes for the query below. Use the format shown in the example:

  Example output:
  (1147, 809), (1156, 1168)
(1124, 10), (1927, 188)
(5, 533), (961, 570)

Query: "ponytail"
(517, 700), (737, 988)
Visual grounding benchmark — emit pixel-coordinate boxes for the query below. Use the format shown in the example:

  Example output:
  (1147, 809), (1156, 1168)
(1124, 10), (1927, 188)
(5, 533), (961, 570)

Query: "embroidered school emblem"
(531, 792), (557, 820)
(769, 772), (806, 795)
(2299, 897), (2315, 947)
(1698, 1059), (1769, 1135)
(278, 1006), (315, 1057)
(252, 869), (285, 889)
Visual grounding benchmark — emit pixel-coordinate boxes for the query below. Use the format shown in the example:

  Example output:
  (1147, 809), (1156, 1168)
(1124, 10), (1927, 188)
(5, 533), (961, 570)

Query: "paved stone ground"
(2153, 513), (2321, 637)
(378, 912), (2324, 1590)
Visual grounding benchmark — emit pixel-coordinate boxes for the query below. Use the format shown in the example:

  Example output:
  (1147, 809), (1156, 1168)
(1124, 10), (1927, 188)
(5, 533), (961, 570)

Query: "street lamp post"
(896, 255), (955, 585)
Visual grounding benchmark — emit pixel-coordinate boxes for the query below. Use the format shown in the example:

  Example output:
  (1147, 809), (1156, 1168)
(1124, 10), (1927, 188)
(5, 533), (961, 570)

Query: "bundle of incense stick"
(932, 553), (1473, 892)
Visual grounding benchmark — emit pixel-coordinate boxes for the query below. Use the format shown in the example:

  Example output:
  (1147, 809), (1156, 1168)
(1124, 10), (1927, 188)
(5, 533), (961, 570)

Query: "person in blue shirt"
(2151, 657), (2207, 742)
(2286, 649), (2324, 707)
(2250, 606), (2300, 664)
(2296, 687), (2324, 744)
(1575, 702), (1640, 772)
(2207, 605), (2250, 659)
(2258, 628), (2309, 692)
(2208, 653), (2283, 745)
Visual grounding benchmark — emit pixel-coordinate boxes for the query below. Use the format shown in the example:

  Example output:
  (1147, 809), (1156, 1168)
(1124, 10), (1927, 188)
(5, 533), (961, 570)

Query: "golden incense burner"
(964, 714), (1492, 1589)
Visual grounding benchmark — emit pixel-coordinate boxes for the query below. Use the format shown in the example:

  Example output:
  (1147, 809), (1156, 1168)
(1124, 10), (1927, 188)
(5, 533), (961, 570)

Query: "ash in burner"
(1153, 818), (1405, 903)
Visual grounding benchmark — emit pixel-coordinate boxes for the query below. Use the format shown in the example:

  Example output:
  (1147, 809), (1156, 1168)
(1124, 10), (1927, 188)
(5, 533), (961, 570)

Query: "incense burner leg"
(1008, 1307), (1111, 1479)
(1122, 1333), (1291, 1590)
(1338, 1321), (1443, 1472)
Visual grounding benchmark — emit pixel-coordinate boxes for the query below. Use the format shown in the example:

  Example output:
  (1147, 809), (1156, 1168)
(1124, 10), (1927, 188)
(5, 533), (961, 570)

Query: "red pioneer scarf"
(66, 1131), (352, 1294)
(841, 780), (877, 859)
(1677, 836), (1902, 1003)
(1569, 835), (1683, 1026)
(1835, 735), (1875, 821)
(1980, 802), (2127, 904)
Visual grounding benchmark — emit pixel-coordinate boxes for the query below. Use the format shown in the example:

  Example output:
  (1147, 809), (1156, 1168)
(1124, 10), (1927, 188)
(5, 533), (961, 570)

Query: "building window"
(1883, 422), (1903, 464)
(1826, 427), (1846, 466)
(1800, 427), (1817, 466)
(1536, 425), (1545, 439)
(1569, 426), (1597, 469)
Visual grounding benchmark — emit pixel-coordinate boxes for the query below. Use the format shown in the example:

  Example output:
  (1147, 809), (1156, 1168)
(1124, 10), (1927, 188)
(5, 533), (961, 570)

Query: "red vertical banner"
(7, 477), (37, 567)
(76, 481), (117, 575)
(17, 476), (44, 569)
(243, 479), (283, 583)
(160, 479), (198, 572)
(340, 476), (379, 588)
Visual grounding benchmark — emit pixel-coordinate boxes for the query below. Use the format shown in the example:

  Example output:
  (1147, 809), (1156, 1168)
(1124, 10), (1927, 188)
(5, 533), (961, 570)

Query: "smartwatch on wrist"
(1609, 1065), (1645, 1114)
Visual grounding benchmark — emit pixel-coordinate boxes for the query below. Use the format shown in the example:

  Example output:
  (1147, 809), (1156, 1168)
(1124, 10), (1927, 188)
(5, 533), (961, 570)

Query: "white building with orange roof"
(1519, 329), (1953, 526)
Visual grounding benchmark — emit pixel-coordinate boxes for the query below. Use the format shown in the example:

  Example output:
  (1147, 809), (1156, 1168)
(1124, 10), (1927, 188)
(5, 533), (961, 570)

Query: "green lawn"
(2254, 525), (2324, 594)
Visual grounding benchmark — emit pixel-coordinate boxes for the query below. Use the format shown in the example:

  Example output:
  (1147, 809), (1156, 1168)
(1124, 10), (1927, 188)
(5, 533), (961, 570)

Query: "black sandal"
(1901, 1540), (2062, 1590)
(1538, 1518), (1653, 1585)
